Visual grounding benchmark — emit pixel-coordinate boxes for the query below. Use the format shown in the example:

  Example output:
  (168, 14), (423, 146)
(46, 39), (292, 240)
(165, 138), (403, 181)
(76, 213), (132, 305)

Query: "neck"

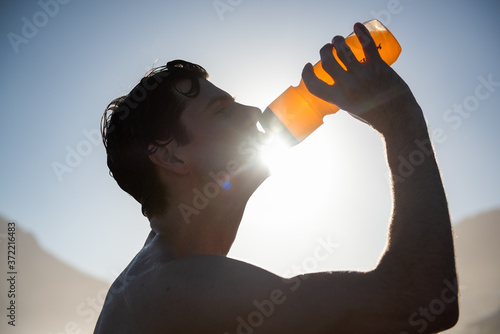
(150, 188), (249, 258)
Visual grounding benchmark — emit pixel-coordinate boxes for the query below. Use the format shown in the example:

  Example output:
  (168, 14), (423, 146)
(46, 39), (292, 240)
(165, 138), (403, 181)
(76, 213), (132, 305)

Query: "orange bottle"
(260, 19), (402, 145)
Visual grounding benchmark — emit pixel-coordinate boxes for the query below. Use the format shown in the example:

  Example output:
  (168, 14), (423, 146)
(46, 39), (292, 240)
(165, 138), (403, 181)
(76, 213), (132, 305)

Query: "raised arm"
(301, 22), (459, 332)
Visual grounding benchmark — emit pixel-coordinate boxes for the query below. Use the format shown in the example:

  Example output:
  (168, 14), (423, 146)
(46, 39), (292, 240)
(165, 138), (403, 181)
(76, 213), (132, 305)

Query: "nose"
(237, 103), (262, 128)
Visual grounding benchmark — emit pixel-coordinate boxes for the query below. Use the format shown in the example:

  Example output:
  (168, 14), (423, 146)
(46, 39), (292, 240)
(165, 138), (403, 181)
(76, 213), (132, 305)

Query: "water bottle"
(259, 19), (402, 146)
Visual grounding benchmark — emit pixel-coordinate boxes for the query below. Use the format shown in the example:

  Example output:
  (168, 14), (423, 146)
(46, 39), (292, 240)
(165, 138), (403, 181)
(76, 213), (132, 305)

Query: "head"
(102, 60), (268, 222)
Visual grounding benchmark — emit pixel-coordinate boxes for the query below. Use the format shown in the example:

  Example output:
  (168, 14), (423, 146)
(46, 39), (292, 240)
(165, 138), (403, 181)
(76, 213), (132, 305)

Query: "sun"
(256, 131), (292, 175)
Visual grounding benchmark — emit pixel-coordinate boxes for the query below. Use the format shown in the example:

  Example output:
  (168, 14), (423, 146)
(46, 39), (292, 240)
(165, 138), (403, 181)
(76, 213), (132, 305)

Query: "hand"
(302, 22), (421, 134)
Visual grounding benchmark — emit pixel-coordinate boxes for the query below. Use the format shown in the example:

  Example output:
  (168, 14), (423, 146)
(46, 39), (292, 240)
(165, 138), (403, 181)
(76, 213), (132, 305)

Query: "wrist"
(381, 102), (428, 141)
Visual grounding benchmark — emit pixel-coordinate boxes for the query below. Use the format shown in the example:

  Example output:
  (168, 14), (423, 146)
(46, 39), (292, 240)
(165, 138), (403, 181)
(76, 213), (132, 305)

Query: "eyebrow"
(205, 94), (235, 111)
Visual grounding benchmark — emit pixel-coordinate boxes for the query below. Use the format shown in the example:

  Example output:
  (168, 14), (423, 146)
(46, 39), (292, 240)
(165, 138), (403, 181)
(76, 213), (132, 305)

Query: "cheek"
(186, 124), (256, 170)
(188, 139), (239, 171)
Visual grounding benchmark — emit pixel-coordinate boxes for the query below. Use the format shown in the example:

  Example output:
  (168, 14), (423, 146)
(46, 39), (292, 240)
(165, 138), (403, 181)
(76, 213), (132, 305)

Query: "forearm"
(376, 102), (458, 327)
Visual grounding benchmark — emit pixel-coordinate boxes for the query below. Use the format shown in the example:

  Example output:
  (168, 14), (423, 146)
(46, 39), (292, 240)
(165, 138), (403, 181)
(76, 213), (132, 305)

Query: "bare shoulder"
(123, 252), (386, 334)
(97, 234), (396, 334)
(125, 254), (290, 333)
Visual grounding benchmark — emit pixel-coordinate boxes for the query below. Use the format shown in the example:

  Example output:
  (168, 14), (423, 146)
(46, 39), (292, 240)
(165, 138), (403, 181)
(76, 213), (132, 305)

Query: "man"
(94, 23), (458, 333)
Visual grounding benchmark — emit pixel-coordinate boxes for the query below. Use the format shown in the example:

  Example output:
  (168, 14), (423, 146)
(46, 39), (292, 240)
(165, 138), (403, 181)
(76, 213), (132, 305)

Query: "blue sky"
(1, 0), (499, 282)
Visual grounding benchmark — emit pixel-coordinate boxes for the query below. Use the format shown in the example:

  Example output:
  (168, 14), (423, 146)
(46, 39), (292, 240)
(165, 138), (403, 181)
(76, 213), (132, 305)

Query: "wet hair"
(101, 60), (209, 218)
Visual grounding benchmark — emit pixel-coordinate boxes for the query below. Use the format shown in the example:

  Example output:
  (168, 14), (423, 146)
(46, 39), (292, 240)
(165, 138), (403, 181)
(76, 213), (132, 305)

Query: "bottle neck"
(259, 106), (299, 147)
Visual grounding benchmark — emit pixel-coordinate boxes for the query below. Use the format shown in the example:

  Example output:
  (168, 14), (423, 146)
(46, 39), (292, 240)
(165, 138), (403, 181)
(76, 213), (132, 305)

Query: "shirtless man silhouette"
(94, 23), (458, 333)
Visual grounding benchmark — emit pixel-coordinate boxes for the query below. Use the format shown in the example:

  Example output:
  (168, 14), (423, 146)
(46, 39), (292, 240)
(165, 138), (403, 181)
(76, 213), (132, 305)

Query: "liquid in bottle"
(259, 19), (402, 146)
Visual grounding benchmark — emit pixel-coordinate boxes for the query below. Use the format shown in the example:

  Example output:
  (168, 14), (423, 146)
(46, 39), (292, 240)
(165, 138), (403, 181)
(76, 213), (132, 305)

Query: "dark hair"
(101, 60), (209, 218)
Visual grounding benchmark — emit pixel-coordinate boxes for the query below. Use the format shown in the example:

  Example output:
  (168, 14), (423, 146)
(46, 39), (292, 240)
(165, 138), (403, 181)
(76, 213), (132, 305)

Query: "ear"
(148, 142), (189, 175)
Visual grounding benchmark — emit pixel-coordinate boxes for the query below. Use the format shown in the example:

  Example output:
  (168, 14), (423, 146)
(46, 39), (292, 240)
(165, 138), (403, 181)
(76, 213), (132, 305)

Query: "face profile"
(163, 78), (271, 224)
(171, 78), (270, 196)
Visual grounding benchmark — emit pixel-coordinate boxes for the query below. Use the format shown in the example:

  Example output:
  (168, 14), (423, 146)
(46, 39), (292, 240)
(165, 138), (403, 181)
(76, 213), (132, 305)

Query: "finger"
(354, 22), (382, 63)
(331, 35), (359, 69)
(318, 43), (347, 81)
(301, 63), (340, 103)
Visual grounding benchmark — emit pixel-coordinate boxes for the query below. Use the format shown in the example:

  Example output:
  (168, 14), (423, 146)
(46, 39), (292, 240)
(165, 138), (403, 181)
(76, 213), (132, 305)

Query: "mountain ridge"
(0, 216), (110, 334)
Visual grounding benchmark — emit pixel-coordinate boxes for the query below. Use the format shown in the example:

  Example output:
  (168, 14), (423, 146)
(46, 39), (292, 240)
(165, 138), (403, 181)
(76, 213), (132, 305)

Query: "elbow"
(430, 301), (460, 333)
(440, 299), (459, 331)
(404, 290), (459, 333)
(429, 276), (460, 331)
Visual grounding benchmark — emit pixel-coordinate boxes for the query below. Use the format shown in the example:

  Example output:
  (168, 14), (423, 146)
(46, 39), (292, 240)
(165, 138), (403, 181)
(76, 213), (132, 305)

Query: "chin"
(229, 159), (270, 199)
